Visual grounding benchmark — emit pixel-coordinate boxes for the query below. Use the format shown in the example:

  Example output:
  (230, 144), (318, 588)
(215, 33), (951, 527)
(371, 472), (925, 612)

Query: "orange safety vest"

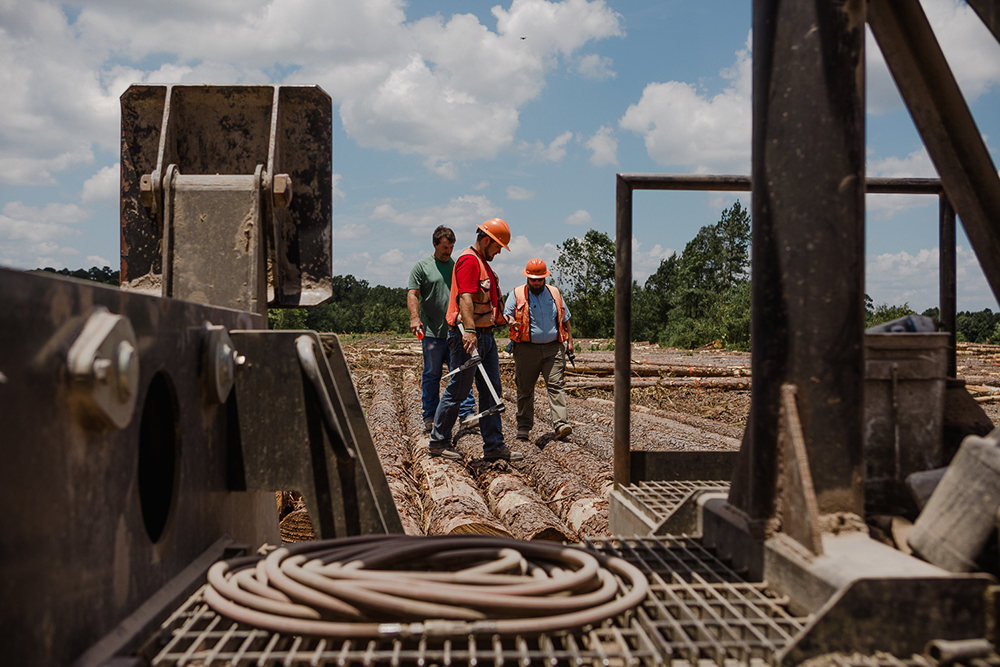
(446, 248), (498, 328)
(508, 284), (568, 343)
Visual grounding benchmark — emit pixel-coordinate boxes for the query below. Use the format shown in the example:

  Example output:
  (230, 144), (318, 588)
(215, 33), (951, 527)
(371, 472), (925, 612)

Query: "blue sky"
(1, 0), (999, 313)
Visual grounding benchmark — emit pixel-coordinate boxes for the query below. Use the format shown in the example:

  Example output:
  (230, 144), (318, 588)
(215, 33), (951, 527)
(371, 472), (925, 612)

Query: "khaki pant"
(512, 340), (568, 433)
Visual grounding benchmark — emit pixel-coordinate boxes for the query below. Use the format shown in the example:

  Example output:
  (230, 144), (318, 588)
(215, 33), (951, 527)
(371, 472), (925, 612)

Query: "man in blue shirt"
(503, 258), (574, 441)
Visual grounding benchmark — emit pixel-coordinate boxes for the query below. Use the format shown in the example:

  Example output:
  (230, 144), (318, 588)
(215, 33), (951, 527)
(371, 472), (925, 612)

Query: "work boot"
(423, 419), (433, 434)
(483, 446), (524, 462)
(555, 423), (573, 440)
(429, 445), (463, 461)
(516, 426), (531, 440)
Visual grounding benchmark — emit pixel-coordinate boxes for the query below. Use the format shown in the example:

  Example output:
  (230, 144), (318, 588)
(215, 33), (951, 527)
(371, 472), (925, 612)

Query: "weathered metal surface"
(779, 575), (992, 664)
(120, 84), (333, 308)
(167, 171), (268, 314)
(777, 384), (823, 556)
(229, 330), (403, 538)
(966, 0), (1000, 61)
(613, 174), (948, 491)
(863, 333), (949, 517)
(742, 0), (866, 519)
(940, 196), (958, 377)
(868, 0), (1000, 305)
(0, 268), (277, 667)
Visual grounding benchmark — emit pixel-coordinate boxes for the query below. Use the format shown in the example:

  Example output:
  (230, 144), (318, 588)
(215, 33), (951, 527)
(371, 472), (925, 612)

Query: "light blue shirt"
(503, 285), (571, 344)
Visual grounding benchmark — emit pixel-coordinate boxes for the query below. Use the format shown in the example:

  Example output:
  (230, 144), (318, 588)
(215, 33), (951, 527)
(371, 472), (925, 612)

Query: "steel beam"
(967, 0), (1000, 45)
(738, 0), (867, 520)
(868, 0), (1000, 305)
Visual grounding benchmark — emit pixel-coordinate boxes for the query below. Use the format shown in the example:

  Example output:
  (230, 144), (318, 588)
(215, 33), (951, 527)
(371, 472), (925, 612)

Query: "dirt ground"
(274, 335), (1000, 545)
(344, 336), (753, 426)
(342, 335), (1000, 437)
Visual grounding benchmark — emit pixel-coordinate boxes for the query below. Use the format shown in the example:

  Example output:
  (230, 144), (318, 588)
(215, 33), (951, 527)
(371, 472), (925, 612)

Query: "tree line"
(36, 215), (1000, 347)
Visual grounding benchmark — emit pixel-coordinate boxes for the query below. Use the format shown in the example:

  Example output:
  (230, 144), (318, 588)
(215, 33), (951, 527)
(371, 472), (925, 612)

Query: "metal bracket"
(229, 330), (403, 538)
(777, 383), (823, 556)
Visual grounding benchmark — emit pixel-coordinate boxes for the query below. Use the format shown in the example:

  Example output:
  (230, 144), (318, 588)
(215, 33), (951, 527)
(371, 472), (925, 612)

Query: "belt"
(451, 325), (494, 334)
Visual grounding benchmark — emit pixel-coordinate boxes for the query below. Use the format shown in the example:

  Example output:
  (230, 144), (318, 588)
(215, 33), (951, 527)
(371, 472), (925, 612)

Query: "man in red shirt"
(428, 218), (523, 462)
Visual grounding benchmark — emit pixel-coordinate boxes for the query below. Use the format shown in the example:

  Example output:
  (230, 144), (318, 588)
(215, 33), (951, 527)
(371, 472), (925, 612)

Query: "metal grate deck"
(146, 536), (807, 666)
(620, 480), (731, 528)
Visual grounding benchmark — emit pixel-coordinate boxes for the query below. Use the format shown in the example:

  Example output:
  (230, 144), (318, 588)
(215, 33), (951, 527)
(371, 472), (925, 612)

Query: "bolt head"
(139, 174), (154, 208)
(272, 173), (293, 208)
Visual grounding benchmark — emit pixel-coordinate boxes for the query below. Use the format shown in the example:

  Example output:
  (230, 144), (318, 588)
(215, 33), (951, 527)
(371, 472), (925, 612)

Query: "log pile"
(400, 371), (511, 537)
(496, 403), (610, 538)
(367, 371), (424, 535)
(273, 342), (755, 546)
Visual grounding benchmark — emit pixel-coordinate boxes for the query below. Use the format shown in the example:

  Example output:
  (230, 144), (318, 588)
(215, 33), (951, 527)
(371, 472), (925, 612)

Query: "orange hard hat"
(523, 258), (550, 278)
(478, 218), (511, 251)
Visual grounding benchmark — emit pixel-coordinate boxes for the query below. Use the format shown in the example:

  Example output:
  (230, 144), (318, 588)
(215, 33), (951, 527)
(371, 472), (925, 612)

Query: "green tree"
(956, 308), (1000, 343)
(37, 265), (120, 286)
(864, 296), (916, 329)
(554, 229), (616, 338)
(653, 201), (752, 350)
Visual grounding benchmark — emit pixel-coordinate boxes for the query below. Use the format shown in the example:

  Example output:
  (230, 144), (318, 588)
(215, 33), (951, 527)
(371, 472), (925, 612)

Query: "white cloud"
(0, 201), (87, 269)
(0, 0), (624, 188)
(336, 223), (371, 240)
(333, 173), (345, 201)
(632, 236), (675, 283)
(506, 185), (535, 200)
(577, 53), (615, 80)
(865, 244), (998, 311)
(867, 0), (1000, 115)
(866, 148), (938, 220)
(619, 31), (751, 174)
(87, 254), (111, 267)
(367, 194), (502, 238)
(564, 209), (592, 226)
(472, 180), (490, 190)
(585, 125), (617, 166)
(81, 163), (119, 203)
(490, 234), (560, 292)
(524, 131), (574, 163)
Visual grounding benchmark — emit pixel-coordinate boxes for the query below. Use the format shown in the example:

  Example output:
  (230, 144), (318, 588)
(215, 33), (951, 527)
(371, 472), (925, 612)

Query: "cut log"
(280, 505), (315, 543)
(495, 405), (609, 538)
(565, 377), (751, 390)
(566, 361), (750, 378)
(400, 371), (512, 537)
(537, 439), (614, 497)
(368, 371), (424, 536)
(463, 457), (578, 542)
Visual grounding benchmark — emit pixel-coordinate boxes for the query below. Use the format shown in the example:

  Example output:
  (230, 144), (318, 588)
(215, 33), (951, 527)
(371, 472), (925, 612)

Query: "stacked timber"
(495, 406), (609, 538)
(400, 371), (511, 537)
(368, 371), (424, 535)
(280, 505), (315, 543)
(538, 439), (614, 497)
(449, 435), (578, 542)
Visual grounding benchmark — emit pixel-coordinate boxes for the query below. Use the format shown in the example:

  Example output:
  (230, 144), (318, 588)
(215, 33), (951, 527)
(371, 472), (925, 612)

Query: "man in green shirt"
(408, 225), (476, 433)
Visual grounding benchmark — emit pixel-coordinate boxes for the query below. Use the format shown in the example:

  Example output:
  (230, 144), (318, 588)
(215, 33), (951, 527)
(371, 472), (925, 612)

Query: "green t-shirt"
(408, 255), (454, 339)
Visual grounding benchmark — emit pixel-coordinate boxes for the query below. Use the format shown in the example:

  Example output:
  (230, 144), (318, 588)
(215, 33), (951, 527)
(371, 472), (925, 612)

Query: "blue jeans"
(421, 336), (475, 422)
(431, 329), (505, 455)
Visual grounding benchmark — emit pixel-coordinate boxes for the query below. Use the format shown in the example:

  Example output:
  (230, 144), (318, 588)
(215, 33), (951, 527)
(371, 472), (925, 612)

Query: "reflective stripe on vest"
(509, 283), (567, 343)
(445, 248), (496, 328)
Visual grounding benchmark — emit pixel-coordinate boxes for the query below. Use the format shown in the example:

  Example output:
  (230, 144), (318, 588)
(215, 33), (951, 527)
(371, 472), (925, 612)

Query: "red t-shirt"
(454, 249), (500, 311)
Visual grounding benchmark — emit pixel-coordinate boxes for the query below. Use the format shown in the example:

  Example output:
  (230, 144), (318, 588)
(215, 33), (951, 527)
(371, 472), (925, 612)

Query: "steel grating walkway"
(148, 536), (808, 666)
(621, 480), (731, 522)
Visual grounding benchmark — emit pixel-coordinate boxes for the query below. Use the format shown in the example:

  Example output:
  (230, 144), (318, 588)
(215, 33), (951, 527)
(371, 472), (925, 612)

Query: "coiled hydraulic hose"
(205, 534), (649, 638)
